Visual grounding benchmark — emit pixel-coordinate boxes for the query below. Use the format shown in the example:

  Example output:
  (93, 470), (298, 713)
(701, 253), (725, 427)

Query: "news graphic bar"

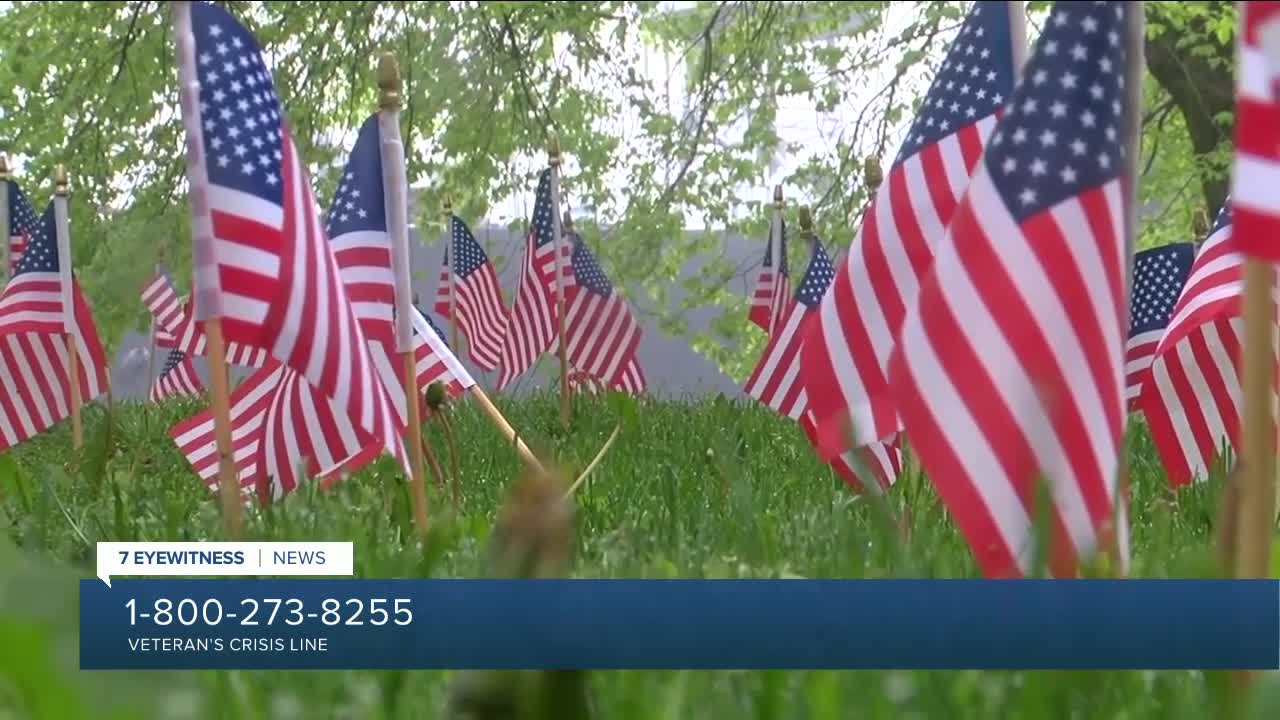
(80, 579), (1279, 670)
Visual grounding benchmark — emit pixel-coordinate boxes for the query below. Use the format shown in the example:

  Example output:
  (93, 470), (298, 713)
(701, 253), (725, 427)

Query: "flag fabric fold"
(799, 0), (1017, 457)
(151, 348), (206, 402)
(0, 193), (108, 451)
(887, 0), (1134, 578)
(748, 218), (790, 337)
(173, 1), (409, 480)
(559, 231), (647, 393)
(497, 169), (572, 389)
(434, 214), (508, 371)
(171, 103), (475, 500)
(746, 237), (899, 493)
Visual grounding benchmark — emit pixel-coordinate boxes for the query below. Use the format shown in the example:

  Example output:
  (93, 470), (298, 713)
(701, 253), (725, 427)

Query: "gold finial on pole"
(773, 184), (784, 209)
(547, 133), (561, 166)
(798, 206), (814, 236)
(377, 52), (401, 111)
(0, 154), (9, 181)
(55, 164), (68, 196)
(443, 193), (452, 217)
(562, 210), (574, 232)
(863, 156), (883, 193)
(1192, 209), (1209, 240)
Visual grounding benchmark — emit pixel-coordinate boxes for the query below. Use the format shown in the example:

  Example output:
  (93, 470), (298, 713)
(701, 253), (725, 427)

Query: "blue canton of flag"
(569, 234), (613, 297)
(14, 203), (57, 275)
(6, 183), (38, 239)
(897, 0), (1015, 163)
(984, 1), (1130, 218)
(531, 169), (555, 251)
(794, 241), (836, 310)
(1124, 243), (1195, 405)
(451, 216), (495, 279)
(325, 116), (386, 238)
(193, 4), (284, 204)
(1128, 244), (1195, 339)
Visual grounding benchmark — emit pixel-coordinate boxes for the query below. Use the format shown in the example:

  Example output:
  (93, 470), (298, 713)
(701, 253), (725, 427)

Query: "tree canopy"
(0, 0), (1237, 380)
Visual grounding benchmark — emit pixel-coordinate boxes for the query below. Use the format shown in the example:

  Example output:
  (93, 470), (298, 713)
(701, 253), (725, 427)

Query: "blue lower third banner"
(80, 579), (1279, 670)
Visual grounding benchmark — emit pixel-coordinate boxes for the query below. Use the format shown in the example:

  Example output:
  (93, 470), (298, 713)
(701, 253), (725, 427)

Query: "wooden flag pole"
(443, 194), (460, 352)
(0, 154), (9, 287)
(378, 52), (431, 538)
(52, 165), (82, 450)
(146, 263), (161, 396)
(548, 134), (571, 428)
(205, 319), (242, 536)
(468, 385), (548, 476)
(171, 0), (241, 537)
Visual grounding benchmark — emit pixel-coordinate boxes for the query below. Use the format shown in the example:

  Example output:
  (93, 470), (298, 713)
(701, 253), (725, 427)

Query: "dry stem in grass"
(426, 382), (464, 509)
(443, 464), (591, 720)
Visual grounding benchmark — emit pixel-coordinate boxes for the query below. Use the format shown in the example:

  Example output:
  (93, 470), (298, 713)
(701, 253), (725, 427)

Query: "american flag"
(173, 303), (475, 502)
(141, 271), (269, 366)
(746, 240), (837, 420)
(1232, 1), (1280, 261)
(745, 239), (899, 492)
(6, 182), (38, 274)
(799, 0), (1017, 457)
(0, 200), (108, 451)
(151, 348), (206, 402)
(560, 231), (646, 393)
(140, 274), (186, 349)
(497, 168), (572, 389)
(748, 218), (790, 337)
(170, 359), (280, 498)
(1138, 203), (1244, 487)
(174, 2), (407, 476)
(887, 1), (1134, 578)
(324, 114), (396, 345)
(1123, 243), (1195, 407)
(170, 105), (475, 501)
(434, 214), (507, 371)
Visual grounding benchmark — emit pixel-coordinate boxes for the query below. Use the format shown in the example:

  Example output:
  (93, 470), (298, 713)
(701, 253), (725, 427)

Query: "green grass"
(1, 392), (1278, 719)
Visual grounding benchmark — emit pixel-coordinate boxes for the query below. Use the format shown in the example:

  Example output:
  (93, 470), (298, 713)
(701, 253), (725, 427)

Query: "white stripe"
(208, 184), (285, 229)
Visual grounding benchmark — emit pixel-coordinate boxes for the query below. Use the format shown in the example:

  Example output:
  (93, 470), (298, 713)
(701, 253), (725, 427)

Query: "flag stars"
(983, 0), (1128, 219)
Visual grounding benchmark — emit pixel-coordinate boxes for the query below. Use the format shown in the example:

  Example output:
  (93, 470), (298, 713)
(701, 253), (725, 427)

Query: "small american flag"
(800, 0), (1016, 457)
(6, 182), (38, 274)
(140, 274), (186, 349)
(171, 104), (476, 501)
(170, 359), (280, 498)
(1138, 203), (1244, 487)
(174, 2), (407, 476)
(748, 219), (790, 337)
(434, 214), (507, 371)
(174, 303), (476, 502)
(746, 240), (899, 492)
(151, 348), (206, 402)
(888, 1), (1134, 578)
(497, 168), (572, 389)
(0, 199), (108, 451)
(324, 114), (396, 346)
(141, 271), (268, 366)
(560, 231), (646, 393)
(1123, 243), (1195, 407)
(1232, 1), (1280, 260)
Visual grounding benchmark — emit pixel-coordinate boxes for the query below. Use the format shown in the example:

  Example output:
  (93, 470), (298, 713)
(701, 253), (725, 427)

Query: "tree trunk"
(1144, 7), (1235, 218)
